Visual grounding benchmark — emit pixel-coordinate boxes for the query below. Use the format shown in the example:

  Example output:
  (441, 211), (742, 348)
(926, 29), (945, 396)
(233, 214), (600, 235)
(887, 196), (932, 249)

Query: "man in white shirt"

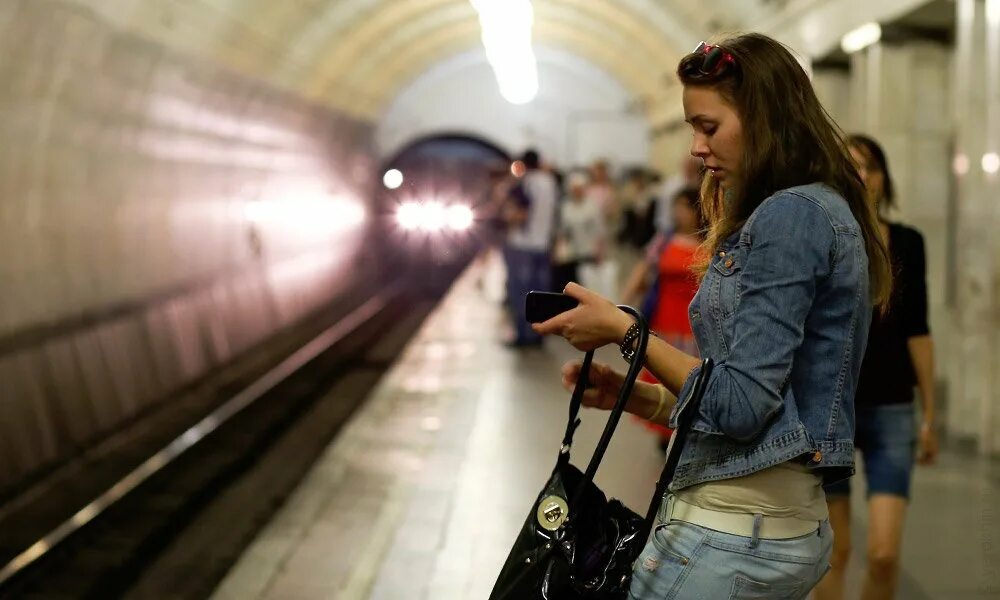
(504, 149), (558, 347)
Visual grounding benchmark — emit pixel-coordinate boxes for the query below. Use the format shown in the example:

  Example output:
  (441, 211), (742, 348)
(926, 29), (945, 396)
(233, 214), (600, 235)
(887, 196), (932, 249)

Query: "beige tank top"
(674, 461), (829, 521)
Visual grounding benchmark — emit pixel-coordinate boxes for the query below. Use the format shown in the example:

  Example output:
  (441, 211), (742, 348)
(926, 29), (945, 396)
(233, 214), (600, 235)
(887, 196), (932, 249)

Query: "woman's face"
(673, 198), (699, 233)
(849, 145), (884, 207)
(683, 86), (744, 187)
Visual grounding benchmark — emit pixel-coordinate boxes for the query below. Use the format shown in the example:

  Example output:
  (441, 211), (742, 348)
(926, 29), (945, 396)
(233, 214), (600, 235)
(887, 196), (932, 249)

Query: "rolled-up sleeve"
(676, 193), (835, 442)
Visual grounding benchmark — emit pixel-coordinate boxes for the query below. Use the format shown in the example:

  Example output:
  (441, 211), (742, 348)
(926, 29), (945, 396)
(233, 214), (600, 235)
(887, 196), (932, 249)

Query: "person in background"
(621, 156), (703, 309)
(587, 159), (618, 223)
(657, 155), (704, 236)
(503, 148), (558, 348)
(618, 168), (658, 250)
(815, 134), (938, 600)
(474, 168), (516, 293)
(628, 186), (706, 451)
(551, 172), (606, 293)
(646, 187), (703, 351)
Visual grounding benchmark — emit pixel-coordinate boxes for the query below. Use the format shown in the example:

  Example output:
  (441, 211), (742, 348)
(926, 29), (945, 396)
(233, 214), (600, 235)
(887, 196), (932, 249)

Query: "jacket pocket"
(710, 246), (745, 320)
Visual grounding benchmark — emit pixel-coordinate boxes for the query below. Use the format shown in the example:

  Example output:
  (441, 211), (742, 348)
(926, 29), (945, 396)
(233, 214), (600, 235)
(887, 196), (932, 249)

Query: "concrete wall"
(0, 0), (377, 492)
(950, 0), (1000, 454)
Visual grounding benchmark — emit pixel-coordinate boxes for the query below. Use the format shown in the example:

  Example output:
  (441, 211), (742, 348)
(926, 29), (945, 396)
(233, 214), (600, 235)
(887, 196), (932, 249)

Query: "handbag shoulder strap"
(639, 358), (715, 536)
(559, 351), (593, 462)
(568, 307), (649, 506)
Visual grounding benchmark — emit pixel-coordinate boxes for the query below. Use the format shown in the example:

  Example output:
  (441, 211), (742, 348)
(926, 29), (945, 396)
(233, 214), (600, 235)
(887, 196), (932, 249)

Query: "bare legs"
(860, 495), (908, 600)
(813, 494), (908, 600)
(814, 496), (851, 600)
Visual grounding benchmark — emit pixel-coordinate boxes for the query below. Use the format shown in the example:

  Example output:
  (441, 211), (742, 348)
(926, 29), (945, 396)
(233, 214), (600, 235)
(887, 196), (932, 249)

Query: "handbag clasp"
(536, 495), (569, 531)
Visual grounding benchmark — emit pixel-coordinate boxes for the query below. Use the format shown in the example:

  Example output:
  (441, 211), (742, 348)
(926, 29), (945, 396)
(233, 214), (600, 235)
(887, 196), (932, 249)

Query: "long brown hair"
(677, 33), (891, 310)
(848, 133), (895, 208)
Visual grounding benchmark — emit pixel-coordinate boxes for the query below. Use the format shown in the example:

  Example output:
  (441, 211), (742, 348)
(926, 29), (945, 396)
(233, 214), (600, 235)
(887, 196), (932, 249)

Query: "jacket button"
(724, 259), (734, 268)
(719, 251), (727, 257)
(811, 451), (823, 463)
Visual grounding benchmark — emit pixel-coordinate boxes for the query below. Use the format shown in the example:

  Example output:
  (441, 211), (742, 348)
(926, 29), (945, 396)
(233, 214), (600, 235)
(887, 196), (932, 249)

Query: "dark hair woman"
(815, 134), (937, 600)
(531, 33), (891, 598)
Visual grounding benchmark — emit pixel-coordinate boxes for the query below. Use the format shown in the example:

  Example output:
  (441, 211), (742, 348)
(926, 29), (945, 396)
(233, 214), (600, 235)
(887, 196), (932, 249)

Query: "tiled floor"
(212, 252), (1000, 600)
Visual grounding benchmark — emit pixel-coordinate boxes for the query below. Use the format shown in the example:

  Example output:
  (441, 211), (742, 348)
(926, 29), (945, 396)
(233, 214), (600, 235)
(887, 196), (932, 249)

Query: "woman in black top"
(815, 135), (939, 600)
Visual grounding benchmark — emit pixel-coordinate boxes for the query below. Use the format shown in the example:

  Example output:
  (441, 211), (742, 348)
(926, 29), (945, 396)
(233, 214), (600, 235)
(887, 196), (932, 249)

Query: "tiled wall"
(0, 1), (378, 493)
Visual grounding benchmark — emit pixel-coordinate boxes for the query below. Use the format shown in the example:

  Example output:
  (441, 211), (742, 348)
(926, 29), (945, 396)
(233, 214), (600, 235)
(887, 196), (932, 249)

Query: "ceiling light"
(841, 22), (881, 54)
(983, 152), (1000, 175)
(470, 0), (538, 105)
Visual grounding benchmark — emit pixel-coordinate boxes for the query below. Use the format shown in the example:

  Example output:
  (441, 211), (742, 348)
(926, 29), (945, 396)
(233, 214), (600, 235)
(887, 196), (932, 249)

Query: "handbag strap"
(559, 351), (593, 458)
(564, 306), (650, 508)
(637, 358), (715, 544)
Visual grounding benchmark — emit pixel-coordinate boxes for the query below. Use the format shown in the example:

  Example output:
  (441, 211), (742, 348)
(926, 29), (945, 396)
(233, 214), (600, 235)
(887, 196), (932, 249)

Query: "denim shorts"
(628, 517), (833, 599)
(824, 403), (916, 499)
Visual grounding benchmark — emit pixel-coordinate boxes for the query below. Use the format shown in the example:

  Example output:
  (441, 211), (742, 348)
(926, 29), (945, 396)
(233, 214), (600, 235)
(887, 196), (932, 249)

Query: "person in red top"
(621, 186), (705, 449)
(649, 220), (702, 346)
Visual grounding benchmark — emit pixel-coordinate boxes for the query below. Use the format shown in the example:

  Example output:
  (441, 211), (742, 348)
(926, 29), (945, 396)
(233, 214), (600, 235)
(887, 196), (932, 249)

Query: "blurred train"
(0, 129), (508, 512)
(374, 134), (512, 284)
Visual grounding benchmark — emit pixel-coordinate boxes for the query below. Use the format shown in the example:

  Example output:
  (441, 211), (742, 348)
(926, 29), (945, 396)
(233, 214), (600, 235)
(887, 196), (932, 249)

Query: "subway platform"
(212, 252), (1000, 600)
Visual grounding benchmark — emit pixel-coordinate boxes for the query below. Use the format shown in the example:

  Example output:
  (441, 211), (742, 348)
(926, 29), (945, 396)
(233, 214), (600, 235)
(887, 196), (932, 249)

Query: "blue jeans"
(629, 515), (832, 599)
(504, 246), (550, 343)
(824, 403), (916, 499)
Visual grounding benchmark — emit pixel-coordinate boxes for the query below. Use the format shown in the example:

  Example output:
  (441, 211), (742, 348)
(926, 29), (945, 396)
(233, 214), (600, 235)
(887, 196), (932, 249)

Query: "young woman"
(814, 135), (938, 600)
(532, 33), (891, 598)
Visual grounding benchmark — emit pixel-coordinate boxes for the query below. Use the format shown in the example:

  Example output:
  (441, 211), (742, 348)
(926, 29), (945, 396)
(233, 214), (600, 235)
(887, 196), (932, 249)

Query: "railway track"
(0, 279), (449, 599)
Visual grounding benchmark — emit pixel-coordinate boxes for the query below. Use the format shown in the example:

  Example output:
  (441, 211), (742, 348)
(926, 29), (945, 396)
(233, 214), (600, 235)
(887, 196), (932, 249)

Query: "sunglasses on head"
(691, 41), (737, 76)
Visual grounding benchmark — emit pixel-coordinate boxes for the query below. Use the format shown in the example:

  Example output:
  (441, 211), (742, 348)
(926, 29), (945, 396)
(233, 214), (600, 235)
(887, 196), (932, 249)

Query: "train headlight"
(446, 205), (474, 231)
(396, 201), (422, 230)
(395, 201), (473, 233)
(422, 201), (448, 232)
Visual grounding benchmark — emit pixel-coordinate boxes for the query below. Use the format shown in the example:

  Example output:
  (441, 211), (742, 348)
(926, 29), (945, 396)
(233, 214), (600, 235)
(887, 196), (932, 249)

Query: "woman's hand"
(561, 359), (664, 419)
(917, 423), (939, 465)
(532, 283), (633, 351)
(560, 360), (624, 410)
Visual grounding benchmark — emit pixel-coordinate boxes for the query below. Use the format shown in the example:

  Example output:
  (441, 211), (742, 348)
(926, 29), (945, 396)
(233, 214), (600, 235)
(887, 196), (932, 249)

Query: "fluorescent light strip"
(471, 0), (538, 104)
(841, 22), (882, 54)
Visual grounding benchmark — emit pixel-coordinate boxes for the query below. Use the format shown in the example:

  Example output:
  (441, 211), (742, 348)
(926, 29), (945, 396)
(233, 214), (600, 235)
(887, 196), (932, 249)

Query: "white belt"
(664, 496), (820, 540)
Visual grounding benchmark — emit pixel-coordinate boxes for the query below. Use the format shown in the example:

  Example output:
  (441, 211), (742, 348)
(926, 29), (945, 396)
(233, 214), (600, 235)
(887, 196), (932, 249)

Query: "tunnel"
(0, 0), (998, 598)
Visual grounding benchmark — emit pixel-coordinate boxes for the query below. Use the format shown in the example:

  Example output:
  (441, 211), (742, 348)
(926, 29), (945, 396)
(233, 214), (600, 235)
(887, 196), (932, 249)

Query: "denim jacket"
(668, 183), (871, 490)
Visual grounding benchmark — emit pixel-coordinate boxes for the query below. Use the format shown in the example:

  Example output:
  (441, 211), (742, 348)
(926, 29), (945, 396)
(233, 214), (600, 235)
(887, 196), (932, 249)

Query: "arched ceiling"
(78, 0), (700, 118)
(73, 0), (939, 123)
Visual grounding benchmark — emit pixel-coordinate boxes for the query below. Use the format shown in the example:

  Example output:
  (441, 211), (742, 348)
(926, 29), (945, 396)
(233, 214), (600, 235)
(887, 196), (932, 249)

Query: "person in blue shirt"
(533, 33), (892, 599)
(503, 149), (558, 347)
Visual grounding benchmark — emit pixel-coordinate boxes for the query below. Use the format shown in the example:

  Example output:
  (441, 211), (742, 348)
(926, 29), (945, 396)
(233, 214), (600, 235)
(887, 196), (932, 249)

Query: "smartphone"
(525, 291), (579, 323)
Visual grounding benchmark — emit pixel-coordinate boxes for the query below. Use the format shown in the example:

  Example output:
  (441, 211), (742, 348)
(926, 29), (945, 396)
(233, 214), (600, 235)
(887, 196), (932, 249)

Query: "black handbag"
(489, 306), (714, 599)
